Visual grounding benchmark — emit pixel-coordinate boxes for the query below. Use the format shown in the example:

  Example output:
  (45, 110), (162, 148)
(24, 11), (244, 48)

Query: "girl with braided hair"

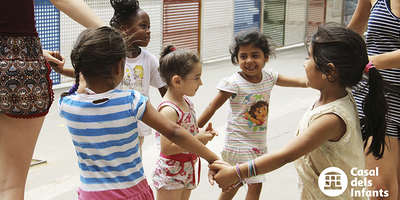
(59, 26), (220, 200)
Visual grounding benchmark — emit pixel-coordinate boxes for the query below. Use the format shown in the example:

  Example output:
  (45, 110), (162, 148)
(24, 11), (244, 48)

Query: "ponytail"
(361, 67), (387, 159)
(158, 45), (199, 86)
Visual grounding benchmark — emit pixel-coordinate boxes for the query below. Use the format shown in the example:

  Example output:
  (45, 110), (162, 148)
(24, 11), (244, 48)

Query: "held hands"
(43, 50), (65, 74)
(196, 122), (218, 145)
(208, 160), (239, 191)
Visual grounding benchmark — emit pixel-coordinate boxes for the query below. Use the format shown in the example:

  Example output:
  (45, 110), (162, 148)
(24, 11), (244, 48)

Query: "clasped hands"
(208, 160), (242, 192)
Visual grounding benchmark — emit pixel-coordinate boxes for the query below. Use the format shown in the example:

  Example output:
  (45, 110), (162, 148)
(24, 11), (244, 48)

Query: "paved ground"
(25, 46), (320, 200)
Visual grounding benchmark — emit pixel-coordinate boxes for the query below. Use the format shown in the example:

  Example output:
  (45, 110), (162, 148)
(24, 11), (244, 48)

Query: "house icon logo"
(318, 167), (348, 197)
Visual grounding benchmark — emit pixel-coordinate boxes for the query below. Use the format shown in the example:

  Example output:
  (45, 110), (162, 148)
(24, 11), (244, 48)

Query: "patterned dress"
(152, 96), (199, 190)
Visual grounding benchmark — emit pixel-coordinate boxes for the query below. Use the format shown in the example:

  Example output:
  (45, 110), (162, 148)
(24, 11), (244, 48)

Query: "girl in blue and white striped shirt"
(58, 26), (220, 200)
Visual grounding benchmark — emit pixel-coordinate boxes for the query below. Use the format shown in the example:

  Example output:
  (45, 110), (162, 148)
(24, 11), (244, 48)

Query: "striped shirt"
(217, 69), (278, 150)
(366, 0), (400, 86)
(353, 0), (400, 128)
(58, 89), (148, 192)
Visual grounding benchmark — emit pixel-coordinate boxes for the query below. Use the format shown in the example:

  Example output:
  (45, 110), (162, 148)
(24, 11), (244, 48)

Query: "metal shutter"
(306, 0), (326, 38)
(234, 0), (262, 35)
(163, 0), (201, 55)
(201, 0), (234, 62)
(284, 0), (307, 46)
(263, 0), (286, 47)
(344, 0), (357, 25)
(325, 0), (343, 23)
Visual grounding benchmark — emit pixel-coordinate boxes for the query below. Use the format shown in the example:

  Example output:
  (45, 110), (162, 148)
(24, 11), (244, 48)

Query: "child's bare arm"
(210, 113), (346, 188)
(276, 74), (307, 87)
(198, 91), (232, 128)
(141, 102), (220, 163)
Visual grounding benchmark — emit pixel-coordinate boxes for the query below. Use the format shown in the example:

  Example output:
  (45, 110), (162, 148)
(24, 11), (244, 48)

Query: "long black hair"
(310, 22), (387, 159)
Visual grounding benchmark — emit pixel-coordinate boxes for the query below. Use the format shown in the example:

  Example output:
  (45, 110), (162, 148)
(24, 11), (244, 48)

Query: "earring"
(322, 74), (326, 79)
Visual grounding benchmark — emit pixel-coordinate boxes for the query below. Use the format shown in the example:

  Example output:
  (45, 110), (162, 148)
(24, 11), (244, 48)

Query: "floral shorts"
(152, 157), (197, 190)
(221, 146), (267, 184)
(0, 35), (53, 118)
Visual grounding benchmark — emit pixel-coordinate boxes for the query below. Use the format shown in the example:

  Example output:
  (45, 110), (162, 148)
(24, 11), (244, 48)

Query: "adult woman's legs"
(0, 114), (45, 200)
(365, 135), (400, 200)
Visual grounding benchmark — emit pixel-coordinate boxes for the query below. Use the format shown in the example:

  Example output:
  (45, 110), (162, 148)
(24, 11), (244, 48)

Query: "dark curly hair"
(230, 28), (276, 65)
(109, 0), (140, 29)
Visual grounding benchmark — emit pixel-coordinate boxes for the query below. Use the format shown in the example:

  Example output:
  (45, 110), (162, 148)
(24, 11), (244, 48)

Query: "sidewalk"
(25, 46), (319, 199)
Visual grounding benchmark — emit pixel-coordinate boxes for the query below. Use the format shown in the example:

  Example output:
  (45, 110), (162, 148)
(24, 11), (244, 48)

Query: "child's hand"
(208, 160), (238, 191)
(196, 122), (218, 144)
(43, 50), (65, 74)
(205, 122), (218, 140)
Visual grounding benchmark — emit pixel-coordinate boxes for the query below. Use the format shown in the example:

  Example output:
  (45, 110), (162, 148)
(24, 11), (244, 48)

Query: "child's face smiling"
(181, 62), (203, 96)
(124, 9), (151, 48)
(237, 44), (269, 82)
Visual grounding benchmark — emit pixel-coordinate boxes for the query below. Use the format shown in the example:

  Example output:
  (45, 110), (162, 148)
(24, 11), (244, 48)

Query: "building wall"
(36, 0), (355, 84)
(201, 0), (234, 62)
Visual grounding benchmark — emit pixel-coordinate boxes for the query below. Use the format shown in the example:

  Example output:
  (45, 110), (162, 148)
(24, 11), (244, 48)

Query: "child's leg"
(180, 189), (191, 200)
(218, 184), (241, 200)
(156, 188), (185, 200)
(245, 183), (262, 200)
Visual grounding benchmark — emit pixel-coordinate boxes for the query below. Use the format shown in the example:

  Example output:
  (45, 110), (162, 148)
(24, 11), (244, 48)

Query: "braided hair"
(110, 0), (140, 29)
(61, 26), (127, 98)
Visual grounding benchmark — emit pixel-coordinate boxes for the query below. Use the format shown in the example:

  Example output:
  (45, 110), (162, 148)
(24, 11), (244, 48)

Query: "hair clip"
(170, 47), (176, 51)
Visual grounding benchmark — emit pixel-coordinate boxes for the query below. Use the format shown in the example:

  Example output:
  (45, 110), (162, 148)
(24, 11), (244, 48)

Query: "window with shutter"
(263, 0), (286, 47)
(163, 0), (201, 55)
(234, 0), (261, 35)
(307, 0), (326, 38)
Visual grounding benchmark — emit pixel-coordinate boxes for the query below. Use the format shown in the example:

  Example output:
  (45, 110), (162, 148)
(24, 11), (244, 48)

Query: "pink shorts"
(77, 179), (154, 200)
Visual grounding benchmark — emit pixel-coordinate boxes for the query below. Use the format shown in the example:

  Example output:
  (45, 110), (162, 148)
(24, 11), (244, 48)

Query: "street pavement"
(25, 46), (319, 200)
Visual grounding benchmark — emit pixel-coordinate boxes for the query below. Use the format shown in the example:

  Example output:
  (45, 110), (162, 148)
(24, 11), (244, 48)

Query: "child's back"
(59, 89), (150, 193)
